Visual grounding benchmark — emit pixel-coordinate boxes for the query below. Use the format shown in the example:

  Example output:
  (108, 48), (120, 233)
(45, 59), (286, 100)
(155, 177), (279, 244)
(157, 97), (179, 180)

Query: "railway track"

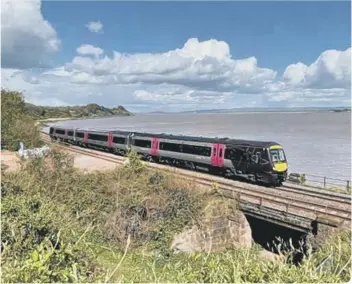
(40, 132), (351, 226)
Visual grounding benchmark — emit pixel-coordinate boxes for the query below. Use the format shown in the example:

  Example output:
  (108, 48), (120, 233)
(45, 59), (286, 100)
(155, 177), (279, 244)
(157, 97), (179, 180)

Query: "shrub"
(1, 181), (106, 283)
(2, 148), (351, 283)
(1, 89), (42, 150)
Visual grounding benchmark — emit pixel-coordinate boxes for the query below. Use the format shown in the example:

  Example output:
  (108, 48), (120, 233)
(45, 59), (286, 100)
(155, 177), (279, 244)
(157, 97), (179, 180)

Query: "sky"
(1, 0), (351, 112)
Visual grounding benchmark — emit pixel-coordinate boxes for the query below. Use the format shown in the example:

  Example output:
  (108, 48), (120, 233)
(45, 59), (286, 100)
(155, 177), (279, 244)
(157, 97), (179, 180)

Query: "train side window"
(219, 148), (223, 157)
(49, 128), (54, 134)
(160, 142), (180, 152)
(113, 136), (126, 144)
(76, 132), (84, 138)
(56, 129), (65, 135)
(213, 148), (217, 156)
(183, 144), (211, 157)
(134, 139), (151, 148)
(154, 141), (211, 156)
(68, 131), (74, 136)
(88, 134), (107, 141)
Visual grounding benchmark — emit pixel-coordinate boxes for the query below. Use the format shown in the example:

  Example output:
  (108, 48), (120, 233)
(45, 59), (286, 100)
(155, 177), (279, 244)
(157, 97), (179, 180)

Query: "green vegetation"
(1, 89), (43, 150)
(1, 89), (131, 150)
(1, 148), (351, 283)
(25, 102), (131, 120)
(1, 89), (350, 283)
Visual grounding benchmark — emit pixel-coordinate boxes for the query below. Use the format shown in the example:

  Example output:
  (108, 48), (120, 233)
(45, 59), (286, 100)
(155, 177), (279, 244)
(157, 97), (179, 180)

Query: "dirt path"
(1, 149), (118, 173)
(1, 150), (21, 172)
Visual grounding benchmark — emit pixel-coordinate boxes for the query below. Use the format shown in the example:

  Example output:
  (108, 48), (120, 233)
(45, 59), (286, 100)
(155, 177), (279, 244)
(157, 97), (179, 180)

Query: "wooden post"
(323, 177), (326, 189)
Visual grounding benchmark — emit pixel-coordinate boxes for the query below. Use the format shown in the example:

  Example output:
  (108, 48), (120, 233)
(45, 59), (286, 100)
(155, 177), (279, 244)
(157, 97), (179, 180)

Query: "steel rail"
(281, 184), (351, 203)
(40, 133), (351, 224)
(41, 133), (351, 204)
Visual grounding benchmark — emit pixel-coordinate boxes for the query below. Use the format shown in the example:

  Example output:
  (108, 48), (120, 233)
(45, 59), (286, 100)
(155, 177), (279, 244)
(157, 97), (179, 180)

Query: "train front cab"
(267, 144), (288, 185)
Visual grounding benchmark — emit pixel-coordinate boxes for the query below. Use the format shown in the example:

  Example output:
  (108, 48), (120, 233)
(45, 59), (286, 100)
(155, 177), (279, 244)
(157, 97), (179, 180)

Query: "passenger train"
(49, 126), (288, 187)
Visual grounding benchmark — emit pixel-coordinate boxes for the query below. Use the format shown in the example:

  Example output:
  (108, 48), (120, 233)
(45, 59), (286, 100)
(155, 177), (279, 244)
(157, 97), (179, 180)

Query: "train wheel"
(146, 155), (154, 163)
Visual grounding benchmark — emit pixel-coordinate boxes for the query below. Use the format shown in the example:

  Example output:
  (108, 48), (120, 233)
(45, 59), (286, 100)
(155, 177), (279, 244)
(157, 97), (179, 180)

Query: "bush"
(1, 89), (43, 150)
(1, 149), (351, 283)
(1, 181), (105, 283)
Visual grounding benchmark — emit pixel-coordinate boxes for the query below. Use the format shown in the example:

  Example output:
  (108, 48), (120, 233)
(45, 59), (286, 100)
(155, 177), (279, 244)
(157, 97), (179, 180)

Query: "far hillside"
(25, 103), (132, 119)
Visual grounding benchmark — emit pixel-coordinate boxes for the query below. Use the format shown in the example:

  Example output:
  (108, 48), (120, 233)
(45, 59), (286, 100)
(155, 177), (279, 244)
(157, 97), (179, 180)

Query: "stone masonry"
(170, 210), (252, 253)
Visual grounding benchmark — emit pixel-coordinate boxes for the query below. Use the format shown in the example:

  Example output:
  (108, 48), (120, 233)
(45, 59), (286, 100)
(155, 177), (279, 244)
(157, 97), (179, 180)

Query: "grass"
(1, 149), (351, 283)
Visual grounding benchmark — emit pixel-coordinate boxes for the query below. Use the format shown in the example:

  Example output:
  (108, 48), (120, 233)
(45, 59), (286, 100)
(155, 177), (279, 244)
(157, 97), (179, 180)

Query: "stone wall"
(170, 210), (252, 253)
(309, 217), (343, 250)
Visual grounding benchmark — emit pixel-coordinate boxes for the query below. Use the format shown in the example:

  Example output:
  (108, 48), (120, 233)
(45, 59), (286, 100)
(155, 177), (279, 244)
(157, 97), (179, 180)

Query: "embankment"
(1, 149), (350, 283)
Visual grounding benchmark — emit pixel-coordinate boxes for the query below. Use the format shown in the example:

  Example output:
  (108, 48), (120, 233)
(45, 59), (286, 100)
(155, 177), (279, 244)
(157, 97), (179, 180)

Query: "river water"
(46, 111), (351, 181)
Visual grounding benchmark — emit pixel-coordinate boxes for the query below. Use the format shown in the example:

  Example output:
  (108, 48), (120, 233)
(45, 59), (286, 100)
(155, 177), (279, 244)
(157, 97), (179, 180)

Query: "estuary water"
(46, 111), (351, 181)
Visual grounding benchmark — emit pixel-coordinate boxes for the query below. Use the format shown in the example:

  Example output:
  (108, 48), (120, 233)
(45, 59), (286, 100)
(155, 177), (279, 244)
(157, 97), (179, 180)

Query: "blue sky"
(2, 0), (351, 112)
(42, 1), (350, 73)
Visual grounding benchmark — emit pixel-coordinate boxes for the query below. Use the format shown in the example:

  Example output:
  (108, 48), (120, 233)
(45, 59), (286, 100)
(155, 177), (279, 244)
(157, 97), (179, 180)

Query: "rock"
(170, 211), (252, 253)
(171, 225), (203, 253)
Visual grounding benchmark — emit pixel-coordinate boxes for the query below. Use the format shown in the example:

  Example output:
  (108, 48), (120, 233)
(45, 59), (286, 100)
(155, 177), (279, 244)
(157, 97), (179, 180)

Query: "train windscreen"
(270, 149), (286, 163)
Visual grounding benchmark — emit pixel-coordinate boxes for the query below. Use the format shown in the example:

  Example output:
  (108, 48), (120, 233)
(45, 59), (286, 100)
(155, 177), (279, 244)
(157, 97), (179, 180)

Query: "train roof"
(132, 131), (280, 148)
(50, 126), (281, 148)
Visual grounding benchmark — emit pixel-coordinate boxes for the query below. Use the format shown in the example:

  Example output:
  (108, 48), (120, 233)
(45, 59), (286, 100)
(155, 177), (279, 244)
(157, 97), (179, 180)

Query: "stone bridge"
(171, 198), (348, 254)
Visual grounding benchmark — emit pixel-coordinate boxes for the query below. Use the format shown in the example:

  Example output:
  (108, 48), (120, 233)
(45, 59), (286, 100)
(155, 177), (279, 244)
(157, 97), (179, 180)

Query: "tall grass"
(1, 149), (351, 283)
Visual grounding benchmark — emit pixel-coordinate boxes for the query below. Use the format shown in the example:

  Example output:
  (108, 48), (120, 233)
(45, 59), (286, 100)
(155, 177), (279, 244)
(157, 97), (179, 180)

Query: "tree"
(1, 89), (42, 150)
(1, 89), (26, 136)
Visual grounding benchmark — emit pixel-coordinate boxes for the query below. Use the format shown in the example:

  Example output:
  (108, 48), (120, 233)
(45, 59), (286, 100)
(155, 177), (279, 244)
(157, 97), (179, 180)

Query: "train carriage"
(110, 131), (130, 155)
(73, 129), (88, 146)
(130, 132), (288, 185)
(49, 127), (67, 141)
(48, 126), (288, 187)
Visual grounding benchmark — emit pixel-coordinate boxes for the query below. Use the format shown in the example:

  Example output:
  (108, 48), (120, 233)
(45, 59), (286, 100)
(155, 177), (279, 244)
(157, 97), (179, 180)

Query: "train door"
(107, 133), (113, 148)
(84, 131), (88, 143)
(211, 144), (218, 166)
(212, 144), (225, 167)
(217, 144), (225, 167)
(151, 137), (160, 156)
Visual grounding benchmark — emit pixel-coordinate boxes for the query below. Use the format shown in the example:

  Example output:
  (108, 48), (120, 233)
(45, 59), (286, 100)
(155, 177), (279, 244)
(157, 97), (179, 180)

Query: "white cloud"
(86, 21), (104, 33)
(63, 38), (277, 94)
(1, 27), (350, 111)
(76, 44), (104, 59)
(282, 47), (351, 89)
(1, 0), (60, 69)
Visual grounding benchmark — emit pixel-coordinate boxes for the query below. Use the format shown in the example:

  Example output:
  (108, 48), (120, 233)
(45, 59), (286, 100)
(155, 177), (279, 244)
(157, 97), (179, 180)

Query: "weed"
(1, 148), (351, 283)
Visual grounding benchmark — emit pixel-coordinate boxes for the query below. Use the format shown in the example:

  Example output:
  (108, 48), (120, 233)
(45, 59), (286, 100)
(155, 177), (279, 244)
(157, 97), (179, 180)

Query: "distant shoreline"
(37, 114), (132, 127)
(42, 109), (351, 125)
(143, 108), (351, 115)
